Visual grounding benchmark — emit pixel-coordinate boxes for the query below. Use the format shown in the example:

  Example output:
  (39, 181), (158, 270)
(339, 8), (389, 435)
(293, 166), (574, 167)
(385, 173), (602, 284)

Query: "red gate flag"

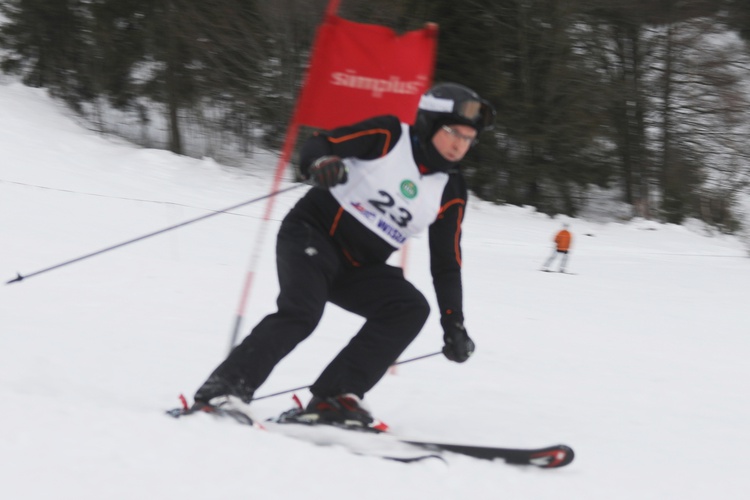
(294, 15), (438, 129)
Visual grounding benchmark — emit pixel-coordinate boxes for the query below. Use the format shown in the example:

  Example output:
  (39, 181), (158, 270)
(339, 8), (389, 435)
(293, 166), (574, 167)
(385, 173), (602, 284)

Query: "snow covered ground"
(2, 82), (749, 499)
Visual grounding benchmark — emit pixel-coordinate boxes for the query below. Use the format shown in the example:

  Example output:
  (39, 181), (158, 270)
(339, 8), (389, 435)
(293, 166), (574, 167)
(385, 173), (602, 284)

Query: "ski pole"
(6, 184), (306, 285)
(251, 351), (443, 401)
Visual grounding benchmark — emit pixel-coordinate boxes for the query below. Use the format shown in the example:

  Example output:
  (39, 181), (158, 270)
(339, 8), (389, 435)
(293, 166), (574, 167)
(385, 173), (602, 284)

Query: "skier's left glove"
(441, 318), (475, 363)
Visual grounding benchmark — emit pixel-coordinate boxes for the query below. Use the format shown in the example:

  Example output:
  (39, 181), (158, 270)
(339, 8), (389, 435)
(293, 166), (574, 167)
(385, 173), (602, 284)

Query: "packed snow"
(2, 82), (749, 499)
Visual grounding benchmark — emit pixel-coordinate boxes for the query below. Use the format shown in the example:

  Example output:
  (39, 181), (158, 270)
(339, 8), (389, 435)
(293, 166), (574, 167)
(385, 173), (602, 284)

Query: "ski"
(269, 415), (573, 468)
(166, 395), (259, 427)
(166, 397), (441, 463)
(167, 395), (574, 468)
(401, 440), (574, 468)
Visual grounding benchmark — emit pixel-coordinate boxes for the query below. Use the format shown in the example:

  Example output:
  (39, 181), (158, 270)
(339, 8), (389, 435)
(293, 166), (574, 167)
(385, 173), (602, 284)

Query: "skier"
(542, 223), (572, 273)
(193, 83), (496, 428)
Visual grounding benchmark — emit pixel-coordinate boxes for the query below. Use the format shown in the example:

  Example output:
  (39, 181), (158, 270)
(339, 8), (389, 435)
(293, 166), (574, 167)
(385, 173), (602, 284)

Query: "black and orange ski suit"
(208, 115), (467, 400)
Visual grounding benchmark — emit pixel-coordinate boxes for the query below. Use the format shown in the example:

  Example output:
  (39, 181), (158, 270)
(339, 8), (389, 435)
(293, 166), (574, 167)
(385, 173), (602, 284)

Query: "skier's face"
(432, 124), (476, 162)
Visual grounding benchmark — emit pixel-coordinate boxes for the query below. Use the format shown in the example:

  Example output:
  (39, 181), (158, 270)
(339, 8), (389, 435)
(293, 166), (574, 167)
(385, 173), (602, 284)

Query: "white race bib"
(330, 124), (449, 248)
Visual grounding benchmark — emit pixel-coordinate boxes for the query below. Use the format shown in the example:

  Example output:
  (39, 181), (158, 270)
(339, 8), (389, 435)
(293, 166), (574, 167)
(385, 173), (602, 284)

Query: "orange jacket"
(554, 229), (571, 251)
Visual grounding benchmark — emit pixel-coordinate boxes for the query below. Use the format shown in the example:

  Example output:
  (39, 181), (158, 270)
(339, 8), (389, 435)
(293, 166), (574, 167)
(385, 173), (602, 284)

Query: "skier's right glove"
(306, 155), (348, 189)
(441, 319), (475, 363)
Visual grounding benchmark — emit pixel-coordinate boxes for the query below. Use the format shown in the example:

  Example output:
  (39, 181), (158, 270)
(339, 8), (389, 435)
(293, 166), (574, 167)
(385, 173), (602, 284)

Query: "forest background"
(2, 0), (750, 231)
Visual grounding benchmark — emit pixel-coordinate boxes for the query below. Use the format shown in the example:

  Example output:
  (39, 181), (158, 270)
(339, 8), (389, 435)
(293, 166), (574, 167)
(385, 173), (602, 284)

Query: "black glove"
(441, 318), (475, 363)
(307, 155), (348, 189)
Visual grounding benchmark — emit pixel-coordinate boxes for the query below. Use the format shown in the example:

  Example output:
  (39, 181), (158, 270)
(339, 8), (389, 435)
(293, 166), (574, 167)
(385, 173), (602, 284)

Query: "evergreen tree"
(1, 0), (747, 229)
(86, 0), (150, 108)
(0, 0), (92, 108)
(407, 0), (615, 215)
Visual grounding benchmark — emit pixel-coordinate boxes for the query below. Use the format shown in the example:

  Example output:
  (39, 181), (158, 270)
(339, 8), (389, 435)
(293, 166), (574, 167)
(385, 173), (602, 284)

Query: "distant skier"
(192, 83), (496, 428)
(541, 223), (572, 273)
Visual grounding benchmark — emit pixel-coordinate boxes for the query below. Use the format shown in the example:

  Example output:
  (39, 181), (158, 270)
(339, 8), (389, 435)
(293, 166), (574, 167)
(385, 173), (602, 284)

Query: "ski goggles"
(419, 94), (496, 131)
(455, 99), (496, 131)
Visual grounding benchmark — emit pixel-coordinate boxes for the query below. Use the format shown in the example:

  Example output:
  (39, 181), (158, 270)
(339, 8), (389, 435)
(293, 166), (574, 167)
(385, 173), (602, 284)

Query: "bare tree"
(654, 15), (750, 226)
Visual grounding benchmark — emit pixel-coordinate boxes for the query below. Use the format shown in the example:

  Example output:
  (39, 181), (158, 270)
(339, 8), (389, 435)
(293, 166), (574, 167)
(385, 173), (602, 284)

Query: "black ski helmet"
(414, 83), (496, 145)
(412, 83), (495, 172)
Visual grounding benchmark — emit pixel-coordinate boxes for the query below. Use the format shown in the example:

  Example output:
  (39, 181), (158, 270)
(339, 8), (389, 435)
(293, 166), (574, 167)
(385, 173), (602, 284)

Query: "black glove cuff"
(440, 311), (464, 329)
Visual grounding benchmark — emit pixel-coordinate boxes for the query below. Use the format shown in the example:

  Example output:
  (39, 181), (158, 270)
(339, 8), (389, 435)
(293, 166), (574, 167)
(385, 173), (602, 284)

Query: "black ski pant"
(213, 215), (430, 400)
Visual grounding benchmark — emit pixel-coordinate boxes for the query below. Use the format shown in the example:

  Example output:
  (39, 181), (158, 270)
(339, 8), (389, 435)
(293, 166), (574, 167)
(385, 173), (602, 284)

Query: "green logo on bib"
(400, 180), (418, 199)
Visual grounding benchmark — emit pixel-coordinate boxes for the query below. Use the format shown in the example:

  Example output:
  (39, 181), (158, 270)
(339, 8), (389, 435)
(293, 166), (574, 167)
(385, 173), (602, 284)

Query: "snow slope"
(2, 82), (749, 499)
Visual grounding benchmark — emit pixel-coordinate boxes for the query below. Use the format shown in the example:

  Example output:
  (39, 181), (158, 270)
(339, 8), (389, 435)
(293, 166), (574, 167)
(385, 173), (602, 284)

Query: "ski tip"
(165, 394), (194, 418)
(166, 401), (259, 427)
(530, 444), (575, 468)
(370, 419), (390, 433)
(165, 408), (182, 418)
